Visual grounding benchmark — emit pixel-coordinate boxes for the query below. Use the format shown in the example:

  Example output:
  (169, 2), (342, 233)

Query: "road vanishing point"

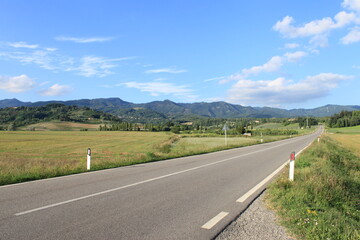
(0, 127), (322, 240)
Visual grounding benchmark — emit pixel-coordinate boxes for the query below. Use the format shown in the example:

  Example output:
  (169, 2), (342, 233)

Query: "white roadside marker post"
(289, 152), (295, 181)
(225, 127), (227, 146)
(261, 132), (263, 143)
(317, 137), (320, 142)
(87, 148), (91, 171)
(222, 123), (229, 146)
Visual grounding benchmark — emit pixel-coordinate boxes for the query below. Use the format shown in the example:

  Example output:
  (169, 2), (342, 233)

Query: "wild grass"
(266, 132), (360, 240)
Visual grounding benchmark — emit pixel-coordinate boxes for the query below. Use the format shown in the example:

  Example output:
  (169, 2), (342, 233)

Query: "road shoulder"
(215, 191), (295, 240)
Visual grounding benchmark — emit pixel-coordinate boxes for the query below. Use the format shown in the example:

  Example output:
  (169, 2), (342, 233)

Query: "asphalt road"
(0, 127), (322, 240)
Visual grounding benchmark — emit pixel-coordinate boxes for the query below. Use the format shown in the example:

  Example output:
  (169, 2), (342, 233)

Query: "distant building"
(181, 122), (193, 126)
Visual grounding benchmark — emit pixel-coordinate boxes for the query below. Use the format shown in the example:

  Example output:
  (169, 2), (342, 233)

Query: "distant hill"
(1, 98), (359, 122)
(0, 103), (121, 129)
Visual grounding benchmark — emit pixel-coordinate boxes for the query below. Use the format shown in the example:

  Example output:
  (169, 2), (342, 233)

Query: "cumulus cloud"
(121, 81), (196, 99)
(341, 27), (360, 44)
(342, 0), (360, 12)
(273, 4), (358, 48)
(242, 56), (284, 76)
(274, 12), (356, 38)
(284, 51), (308, 62)
(38, 84), (71, 96)
(145, 68), (187, 74)
(55, 36), (113, 43)
(219, 51), (308, 84)
(273, 16), (335, 38)
(0, 74), (36, 92)
(227, 73), (353, 106)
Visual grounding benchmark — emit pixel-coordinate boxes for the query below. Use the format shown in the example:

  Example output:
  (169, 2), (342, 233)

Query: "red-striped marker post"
(289, 152), (295, 181)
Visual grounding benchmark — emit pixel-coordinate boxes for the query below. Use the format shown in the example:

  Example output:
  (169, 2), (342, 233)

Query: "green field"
(17, 121), (101, 131)
(267, 126), (360, 240)
(327, 125), (360, 134)
(255, 122), (299, 129)
(254, 122), (316, 134)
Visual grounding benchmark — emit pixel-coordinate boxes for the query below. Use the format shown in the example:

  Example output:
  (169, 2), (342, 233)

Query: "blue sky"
(0, 0), (359, 109)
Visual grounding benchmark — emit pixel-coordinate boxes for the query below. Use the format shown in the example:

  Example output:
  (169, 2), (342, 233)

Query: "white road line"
(236, 134), (317, 203)
(201, 212), (229, 230)
(14, 136), (311, 216)
(236, 161), (288, 203)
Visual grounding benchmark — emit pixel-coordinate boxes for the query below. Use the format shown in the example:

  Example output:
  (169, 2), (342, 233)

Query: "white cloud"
(14, 50), (57, 70)
(0, 48), (61, 70)
(273, 16), (335, 38)
(341, 27), (360, 44)
(74, 56), (116, 77)
(242, 56), (284, 76)
(219, 52), (309, 84)
(284, 43), (300, 49)
(45, 48), (57, 52)
(333, 11), (358, 27)
(0, 42), (136, 77)
(342, 0), (360, 12)
(227, 73), (353, 106)
(121, 81), (195, 99)
(55, 36), (113, 43)
(38, 84), (71, 96)
(0, 74), (36, 92)
(145, 68), (187, 74)
(73, 56), (135, 77)
(204, 76), (226, 82)
(273, 8), (358, 47)
(284, 51), (308, 62)
(7, 41), (39, 49)
(308, 34), (329, 48)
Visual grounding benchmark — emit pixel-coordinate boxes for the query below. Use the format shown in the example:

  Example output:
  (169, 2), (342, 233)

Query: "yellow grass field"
(0, 131), (173, 184)
(328, 133), (360, 157)
(327, 125), (360, 157)
(0, 131), (264, 185)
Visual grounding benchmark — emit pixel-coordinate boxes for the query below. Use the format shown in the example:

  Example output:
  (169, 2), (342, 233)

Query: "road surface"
(0, 127), (322, 239)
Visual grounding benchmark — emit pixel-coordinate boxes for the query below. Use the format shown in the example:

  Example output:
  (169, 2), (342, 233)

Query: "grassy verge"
(266, 133), (360, 240)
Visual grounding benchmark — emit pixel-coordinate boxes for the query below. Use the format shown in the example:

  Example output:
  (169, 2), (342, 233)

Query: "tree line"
(0, 104), (121, 130)
(328, 110), (360, 128)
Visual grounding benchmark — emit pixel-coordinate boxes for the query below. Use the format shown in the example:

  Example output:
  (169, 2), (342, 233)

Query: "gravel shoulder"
(215, 191), (296, 240)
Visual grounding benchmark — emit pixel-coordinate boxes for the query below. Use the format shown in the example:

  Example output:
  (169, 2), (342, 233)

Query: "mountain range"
(1, 98), (359, 122)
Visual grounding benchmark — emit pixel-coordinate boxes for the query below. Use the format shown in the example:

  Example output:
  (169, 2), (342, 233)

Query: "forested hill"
(1, 98), (359, 120)
(0, 103), (120, 129)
